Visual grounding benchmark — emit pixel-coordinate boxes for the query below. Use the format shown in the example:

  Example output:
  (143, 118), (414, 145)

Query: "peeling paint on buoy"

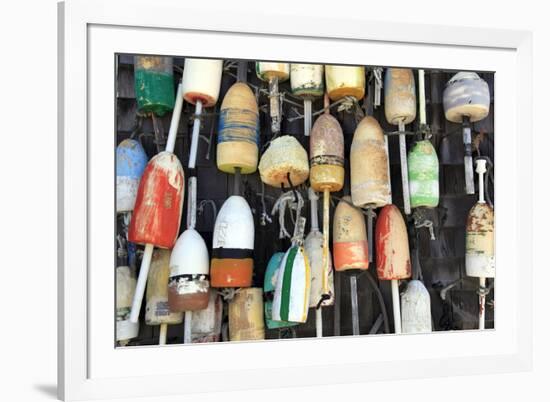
(375, 205), (411, 280)
(325, 65), (365, 101)
(229, 288), (265, 341)
(333, 196), (369, 271)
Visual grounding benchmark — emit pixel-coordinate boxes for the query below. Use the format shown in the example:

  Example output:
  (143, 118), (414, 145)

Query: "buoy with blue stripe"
(182, 58), (223, 169)
(384, 68), (416, 215)
(263, 252), (299, 329)
(116, 138), (148, 213)
(211, 195), (255, 288)
(229, 288), (265, 341)
(217, 81), (259, 174)
(325, 65), (365, 101)
(290, 64), (324, 136)
(443, 72), (490, 195)
(134, 56), (175, 117)
(256, 62), (289, 134)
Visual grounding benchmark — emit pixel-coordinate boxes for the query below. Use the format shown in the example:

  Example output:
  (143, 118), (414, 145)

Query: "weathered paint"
(263, 252), (300, 329)
(272, 246), (311, 323)
(181, 58), (223, 107)
(443, 72), (490, 123)
(255, 62), (290, 82)
(384, 68), (416, 125)
(465, 203), (495, 278)
(309, 114), (345, 193)
(134, 56), (175, 116)
(116, 138), (148, 213)
(333, 196), (369, 271)
(290, 64), (324, 98)
(325, 65), (365, 101)
(258, 135), (309, 188)
(229, 288), (265, 341)
(350, 116), (392, 208)
(408, 140), (440, 208)
(211, 196), (255, 287)
(116, 266), (139, 342)
(191, 290), (223, 343)
(145, 249), (184, 325)
(168, 229), (210, 311)
(401, 280), (432, 333)
(375, 205), (412, 280)
(217, 82), (260, 174)
(128, 151), (185, 248)
(304, 230), (335, 307)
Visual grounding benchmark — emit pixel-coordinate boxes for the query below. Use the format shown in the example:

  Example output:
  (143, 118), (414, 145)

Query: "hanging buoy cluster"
(115, 57), (494, 346)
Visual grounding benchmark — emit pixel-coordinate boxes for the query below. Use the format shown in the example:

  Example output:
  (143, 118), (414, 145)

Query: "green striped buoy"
(408, 140), (439, 208)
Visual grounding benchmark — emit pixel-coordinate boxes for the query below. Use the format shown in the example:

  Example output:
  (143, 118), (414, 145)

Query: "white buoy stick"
(159, 323), (168, 345)
(129, 83), (186, 323)
(391, 279), (402, 334)
(350, 275), (360, 336)
(476, 158), (488, 330)
(479, 277), (486, 330)
(418, 70), (427, 126)
(463, 116), (475, 194)
(315, 309), (323, 338)
(398, 121), (411, 215)
(184, 312), (193, 343)
(269, 76), (281, 134)
(308, 188), (323, 338)
(304, 99), (312, 137)
(189, 100), (203, 169)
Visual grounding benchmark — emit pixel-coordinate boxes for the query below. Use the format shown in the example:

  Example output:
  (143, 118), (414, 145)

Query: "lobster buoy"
(217, 82), (260, 174)
(333, 196), (369, 271)
(181, 58), (223, 107)
(211, 196), (255, 287)
(384, 68), (416, 125)
(134, 56), (175, 116)
(263, 252), (299, 329)
(128, 152), (185, 248)
(191, 290), (223, 343)
(116, 139), (148, 213)
(146, 249), (184, 325)
(350, 116), (392, 208)
(272, 246), (311, 323)
(304, 223), (335, 307)
(116, 265), (139, 343)
(376, 205), (411, 280)
(408, 140), (440, 208)
(168, 229), (210, 311)
(258, 135), (309, 188)
(325, 65), (365, 101)
(290, 64), (324, 98)
(466, 203), (495, 278)
(229, 288), (265, 341)
(401, 279), (432, 333)
(443, 72), (490, 124)
(256, 62), (290, 82)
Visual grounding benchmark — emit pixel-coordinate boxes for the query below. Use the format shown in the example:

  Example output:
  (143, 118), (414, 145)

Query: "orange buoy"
(333, 196), (369, 271)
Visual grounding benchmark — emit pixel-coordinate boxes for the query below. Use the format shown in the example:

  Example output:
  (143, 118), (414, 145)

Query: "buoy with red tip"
(333, 196), (369, 335)
(191, 290), (223, 343)
(350, 116), (392, 208)
(182, 58), (223, 169)
(384, 68), (416, 215)
(116, 139), (148, 214)
(229, 288), (265, 341)
(134, 56), (175, 117)
(466, 159), (494, 330)
(258, 135), (309, 188)
(116, 265), (139, 345)
(256, 62), (289, 134)
(376, 204), (412, 333)
(304, 188), (334, 337)
(211, 195), (255, 288)
(145, 249), (184, 345)
(127, 82), (186, 324)
(263, 252), (299, 329)
(290, 64), (324, 136)
(443, 72), (490, 195)
(325, 65), (365, 102)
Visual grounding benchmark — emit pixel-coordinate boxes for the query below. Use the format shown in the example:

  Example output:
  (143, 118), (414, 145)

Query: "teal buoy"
(134, 56), (175, 116)
(408, 140), (439, 208)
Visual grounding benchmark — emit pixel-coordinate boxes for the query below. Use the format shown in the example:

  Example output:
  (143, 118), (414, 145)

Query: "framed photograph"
(58, 0), (533, 400)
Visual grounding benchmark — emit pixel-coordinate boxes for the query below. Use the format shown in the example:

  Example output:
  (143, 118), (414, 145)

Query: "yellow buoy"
(217, 82), (260, 174)
(325, 65), (365, 101)
(350, 116), (392, 208)
(258, 135), (309, 188)
(228, 288), (265, 341)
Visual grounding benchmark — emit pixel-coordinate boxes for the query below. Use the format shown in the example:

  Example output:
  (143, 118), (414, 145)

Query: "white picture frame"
(58, 0), (533, 400)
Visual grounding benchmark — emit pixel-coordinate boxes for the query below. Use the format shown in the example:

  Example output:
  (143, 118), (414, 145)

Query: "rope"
(271, 190), (304, 240)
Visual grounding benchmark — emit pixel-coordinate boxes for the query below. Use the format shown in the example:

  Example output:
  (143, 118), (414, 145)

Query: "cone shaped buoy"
(290, 64), (324, 98)
(258, 135), (309, 188)
(134, 56), (175, 116)
(116, 266), (139, 342)
(272, 246), (311, 323)
(146, 249), (184, 325)
(211, 196), (255, 287)
(401, 279), (432, 333)
(333, 196), (369, 271)
(443, 72), (490, 123)
(116, 139), (148, 213)
(375, 205), (411, 280)
(217, 82), (260, 174)
(408, 140), (440, 208)
(181, 58), (223, 107)
(325, 65), (365, 101)
(128, 151), (185, 249)
(191, 290), (223, 343)
(350, 116), (392, 208)
(466, 203), (495, 278)
(384, 68), (416, 125)
(229, 288), (265, 341)
(264, 252), (299, 329)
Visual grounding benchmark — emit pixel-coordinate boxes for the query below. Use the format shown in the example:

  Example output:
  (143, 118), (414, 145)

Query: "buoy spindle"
(391, 280), (402, 334)
(398, 120), (411, 215)
(130, 243), (154, 323)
